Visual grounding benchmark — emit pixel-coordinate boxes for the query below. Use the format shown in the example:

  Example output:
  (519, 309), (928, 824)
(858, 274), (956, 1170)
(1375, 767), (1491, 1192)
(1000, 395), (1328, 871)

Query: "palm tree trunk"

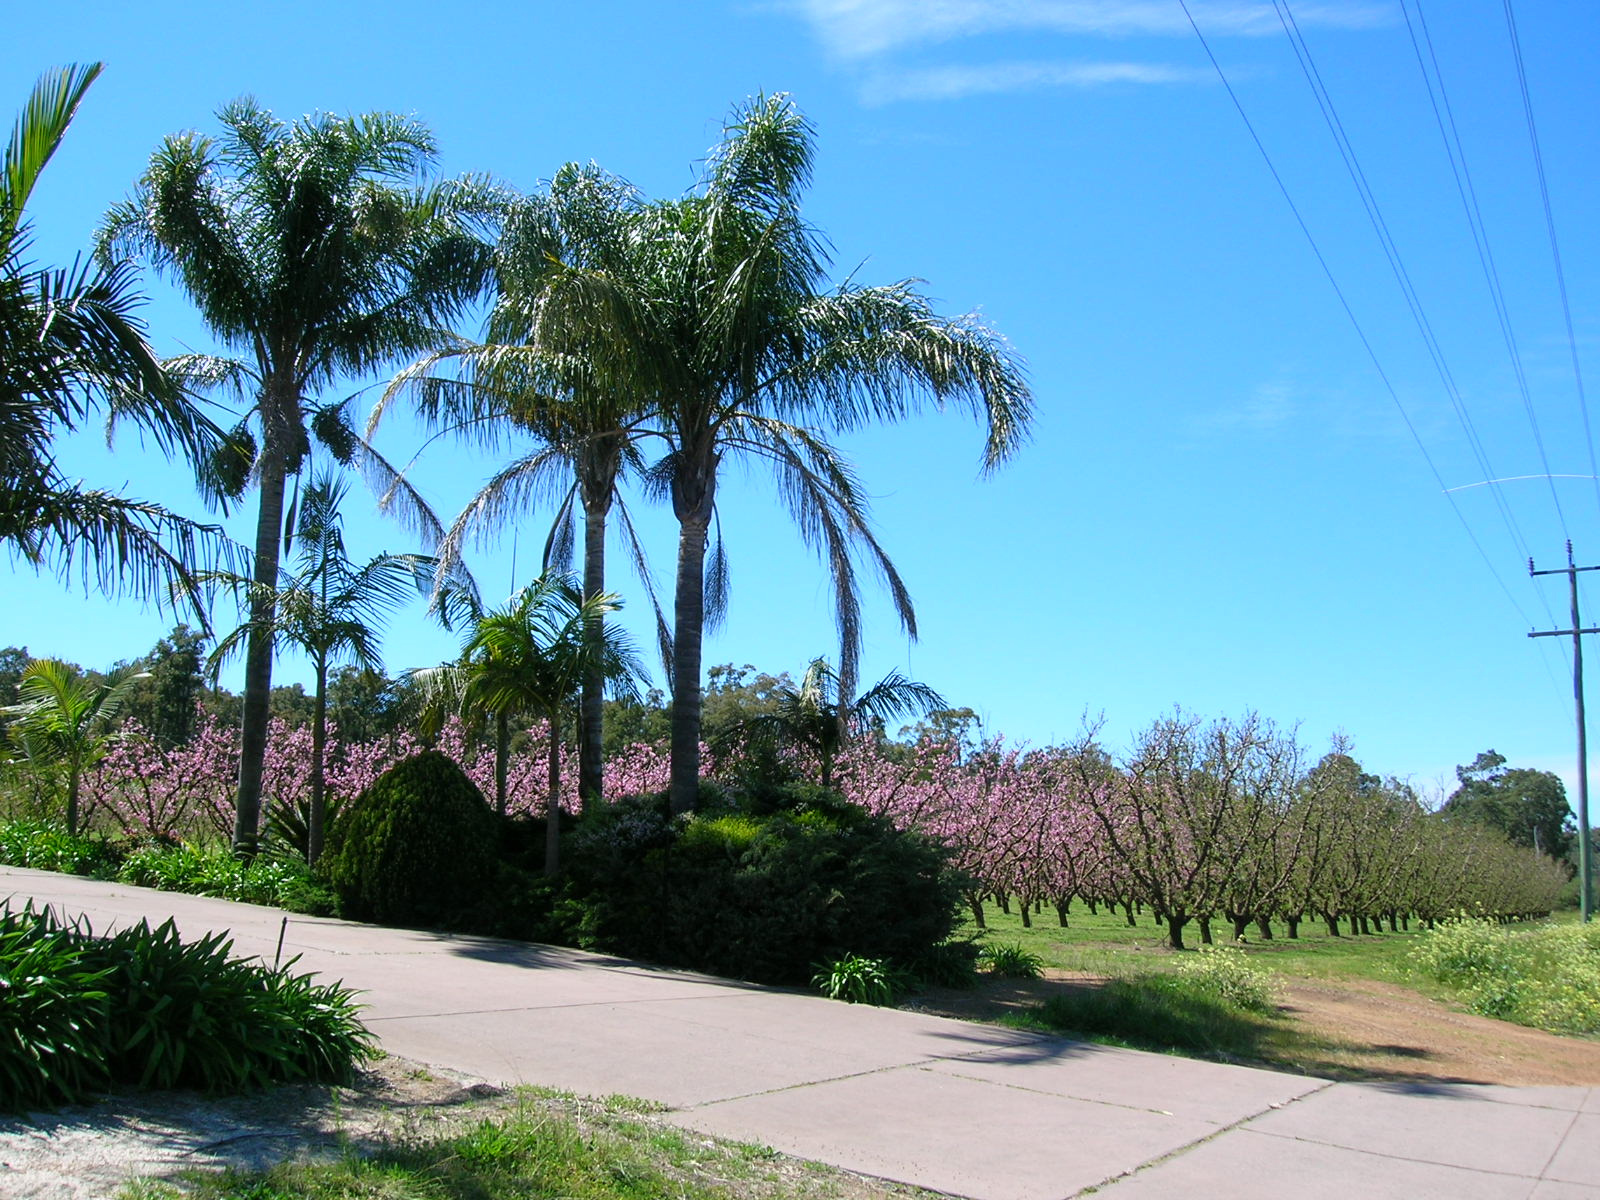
(669, 510), (711, 815)
(544, 715), (561, 876)
(669, 452), (716, 816)
(579, 497), (608, 806)
(307, 658), (328, 867)
(234, 443), (288, 857)
(66, 755), (81, 837)
(494, 710), (510, 816)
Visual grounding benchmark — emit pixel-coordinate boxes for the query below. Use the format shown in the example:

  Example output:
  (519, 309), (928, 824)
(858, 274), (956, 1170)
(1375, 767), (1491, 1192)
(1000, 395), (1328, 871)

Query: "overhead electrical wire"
(1502, 0), (1600, 523)
(1271, 0), (1537, 578)
(1403, 0), (1568, 539)
(1173, 0), (1548, 639)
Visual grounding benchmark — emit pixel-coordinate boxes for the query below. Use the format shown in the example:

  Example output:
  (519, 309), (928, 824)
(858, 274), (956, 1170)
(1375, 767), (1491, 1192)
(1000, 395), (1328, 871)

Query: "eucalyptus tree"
(718, 657), (944, 790)
(100, 101), (496, 852)
(418, 573), (643, 874)
(2, 64), (229, 605)
(624, 95), (1033, 814)
(3, 659), (146, 834)
(200, 472), (430, 865)
(376, 163), (665, 805)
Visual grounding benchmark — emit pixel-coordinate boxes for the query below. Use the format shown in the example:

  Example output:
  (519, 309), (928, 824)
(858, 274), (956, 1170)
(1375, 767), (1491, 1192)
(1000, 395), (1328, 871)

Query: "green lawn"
(961, 899), (1429, 987)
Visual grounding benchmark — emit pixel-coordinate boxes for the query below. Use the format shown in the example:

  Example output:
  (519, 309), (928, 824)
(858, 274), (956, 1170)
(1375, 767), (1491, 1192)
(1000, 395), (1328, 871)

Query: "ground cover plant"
(1411, 916), (1600, 1035)
(0, 905), (374, 1111)
(113, 1086), (923, 1200)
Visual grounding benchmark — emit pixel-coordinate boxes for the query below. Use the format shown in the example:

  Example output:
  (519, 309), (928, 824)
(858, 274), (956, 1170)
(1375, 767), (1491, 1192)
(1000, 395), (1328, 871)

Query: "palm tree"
(200, 471), (430, 865)
(418, 573), (642, 874)
(625, 96), (1032, 813)
(1, 64), (231, 606)
(720, 658), (945, 790)
(375, 163), (666, 806)
(100, 101), (497, 853)
(3, 659), (147, 834)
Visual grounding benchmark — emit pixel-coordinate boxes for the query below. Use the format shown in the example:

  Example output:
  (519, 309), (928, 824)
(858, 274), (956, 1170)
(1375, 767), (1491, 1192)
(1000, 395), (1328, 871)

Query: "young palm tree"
(1, 64), (230, 605)
(417, 573), (642, 874)
(200, 472), (430, 865)
(3, 659), (147, 834)
(627, 96), (1033, 813)
(375, 164), (666, 806)
(100, 102), (497, 853)
(720, 658), (945, 790)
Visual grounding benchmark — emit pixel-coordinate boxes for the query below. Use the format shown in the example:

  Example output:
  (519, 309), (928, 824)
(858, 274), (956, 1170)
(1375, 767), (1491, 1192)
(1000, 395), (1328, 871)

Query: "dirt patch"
(0, 1055), (508, 1200)
(907, 969), (1600, 1087)
(1278, 976), (1600, 1086)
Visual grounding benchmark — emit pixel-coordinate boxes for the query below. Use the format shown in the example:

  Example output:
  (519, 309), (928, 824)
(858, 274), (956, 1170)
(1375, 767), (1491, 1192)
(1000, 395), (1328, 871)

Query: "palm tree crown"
(99, 100), (498, 852)
(722, 658), (945, 790)
(200, 471), (431, 864)
(375, 163), (668, 805)
(417, 573), (643, 874)
(621, 94), (1032, 813)
(3, 658), (147, 834)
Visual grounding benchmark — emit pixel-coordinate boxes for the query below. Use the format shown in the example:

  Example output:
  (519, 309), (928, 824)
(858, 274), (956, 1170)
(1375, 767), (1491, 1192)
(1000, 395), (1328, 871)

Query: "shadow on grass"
(993, 976), (1512, 1086)
(1020, 975), (1277, 1061)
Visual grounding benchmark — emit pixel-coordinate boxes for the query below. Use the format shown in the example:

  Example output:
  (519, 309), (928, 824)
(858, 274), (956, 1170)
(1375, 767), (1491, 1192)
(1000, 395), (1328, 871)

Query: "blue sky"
(7, 1), (1598, 799)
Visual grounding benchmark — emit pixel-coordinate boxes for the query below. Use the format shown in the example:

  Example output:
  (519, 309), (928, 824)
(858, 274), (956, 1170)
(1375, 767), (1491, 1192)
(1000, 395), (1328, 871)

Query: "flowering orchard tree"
(70, 700), (1569, 927)
(78, 706), (695, 847)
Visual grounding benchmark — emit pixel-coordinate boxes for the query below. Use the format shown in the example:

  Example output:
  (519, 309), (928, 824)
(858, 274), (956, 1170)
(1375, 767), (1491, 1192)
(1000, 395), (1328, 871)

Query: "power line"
(1503, 0), (1600, 521)
(1271, 0), (1536, 575)
(1175, 0), (1545, 635)
(1403, 0), (1568, 538)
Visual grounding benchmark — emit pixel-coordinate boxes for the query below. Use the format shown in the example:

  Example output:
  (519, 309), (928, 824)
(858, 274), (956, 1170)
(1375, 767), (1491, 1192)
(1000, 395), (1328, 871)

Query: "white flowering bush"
(1174, 944), (1279, 1012)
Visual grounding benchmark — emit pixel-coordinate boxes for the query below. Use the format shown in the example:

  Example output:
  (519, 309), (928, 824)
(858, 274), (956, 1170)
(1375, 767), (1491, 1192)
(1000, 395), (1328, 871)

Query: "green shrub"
(908, 938), (982, 989)
(0, 906), (110, 1109)
(980, 941), (1046, 979)
(564, 791), (967, 986)
(0, 818), (119, 876)
(813, 954), (897, 1005)
(82, 918), (375, 1093)
(324, 750), (498, 927)
(114, 841), (335, 915)
(1174, 944), (1278, 1012)
(0, 907), (374, 1111)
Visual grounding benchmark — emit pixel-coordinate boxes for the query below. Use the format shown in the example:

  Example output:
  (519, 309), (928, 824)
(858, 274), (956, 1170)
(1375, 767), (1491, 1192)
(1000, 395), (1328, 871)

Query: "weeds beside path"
(931, 904), (1600, 1086)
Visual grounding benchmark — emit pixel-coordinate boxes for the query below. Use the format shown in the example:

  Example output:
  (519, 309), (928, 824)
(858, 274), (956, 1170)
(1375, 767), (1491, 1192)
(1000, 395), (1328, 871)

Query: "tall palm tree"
(100, 101), (497, 853)
(200, 471), (430, 865)
(1, 64), (231, 606)
(418, 573), (642, 874)
(626, 96), (1032, 813)
(720, 658), (945, 790)
(3, 659), (147, 834)
(375, 163), (666, 806)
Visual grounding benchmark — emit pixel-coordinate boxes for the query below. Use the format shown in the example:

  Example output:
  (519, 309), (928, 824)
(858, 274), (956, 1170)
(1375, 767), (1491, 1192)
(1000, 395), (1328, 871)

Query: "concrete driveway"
(3, 865), (1595, 1200)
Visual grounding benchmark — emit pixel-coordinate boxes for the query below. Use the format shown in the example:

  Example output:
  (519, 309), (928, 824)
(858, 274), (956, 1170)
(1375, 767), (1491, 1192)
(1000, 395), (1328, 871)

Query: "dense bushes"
(563, 787), (969, 986)
(0, 821), (335, 914)
(0, 905), (374, 1111)
(324, 750), (498, 926)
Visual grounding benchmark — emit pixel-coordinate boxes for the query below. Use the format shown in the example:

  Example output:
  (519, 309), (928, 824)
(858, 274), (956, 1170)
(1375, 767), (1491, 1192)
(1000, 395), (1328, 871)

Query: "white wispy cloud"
(861, 59), (1213, 103)
(1198, 381), (1302, 433)
(791, 0), (1392, 60)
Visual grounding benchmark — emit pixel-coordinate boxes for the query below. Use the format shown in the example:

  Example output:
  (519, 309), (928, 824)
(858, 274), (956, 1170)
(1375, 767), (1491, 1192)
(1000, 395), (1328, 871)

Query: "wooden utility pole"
(1530, 541), (1598, 922)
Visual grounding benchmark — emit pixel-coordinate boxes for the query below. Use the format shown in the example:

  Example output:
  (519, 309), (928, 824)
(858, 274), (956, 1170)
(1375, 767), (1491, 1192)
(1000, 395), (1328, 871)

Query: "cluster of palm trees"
(4, 64), (1033, 853)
